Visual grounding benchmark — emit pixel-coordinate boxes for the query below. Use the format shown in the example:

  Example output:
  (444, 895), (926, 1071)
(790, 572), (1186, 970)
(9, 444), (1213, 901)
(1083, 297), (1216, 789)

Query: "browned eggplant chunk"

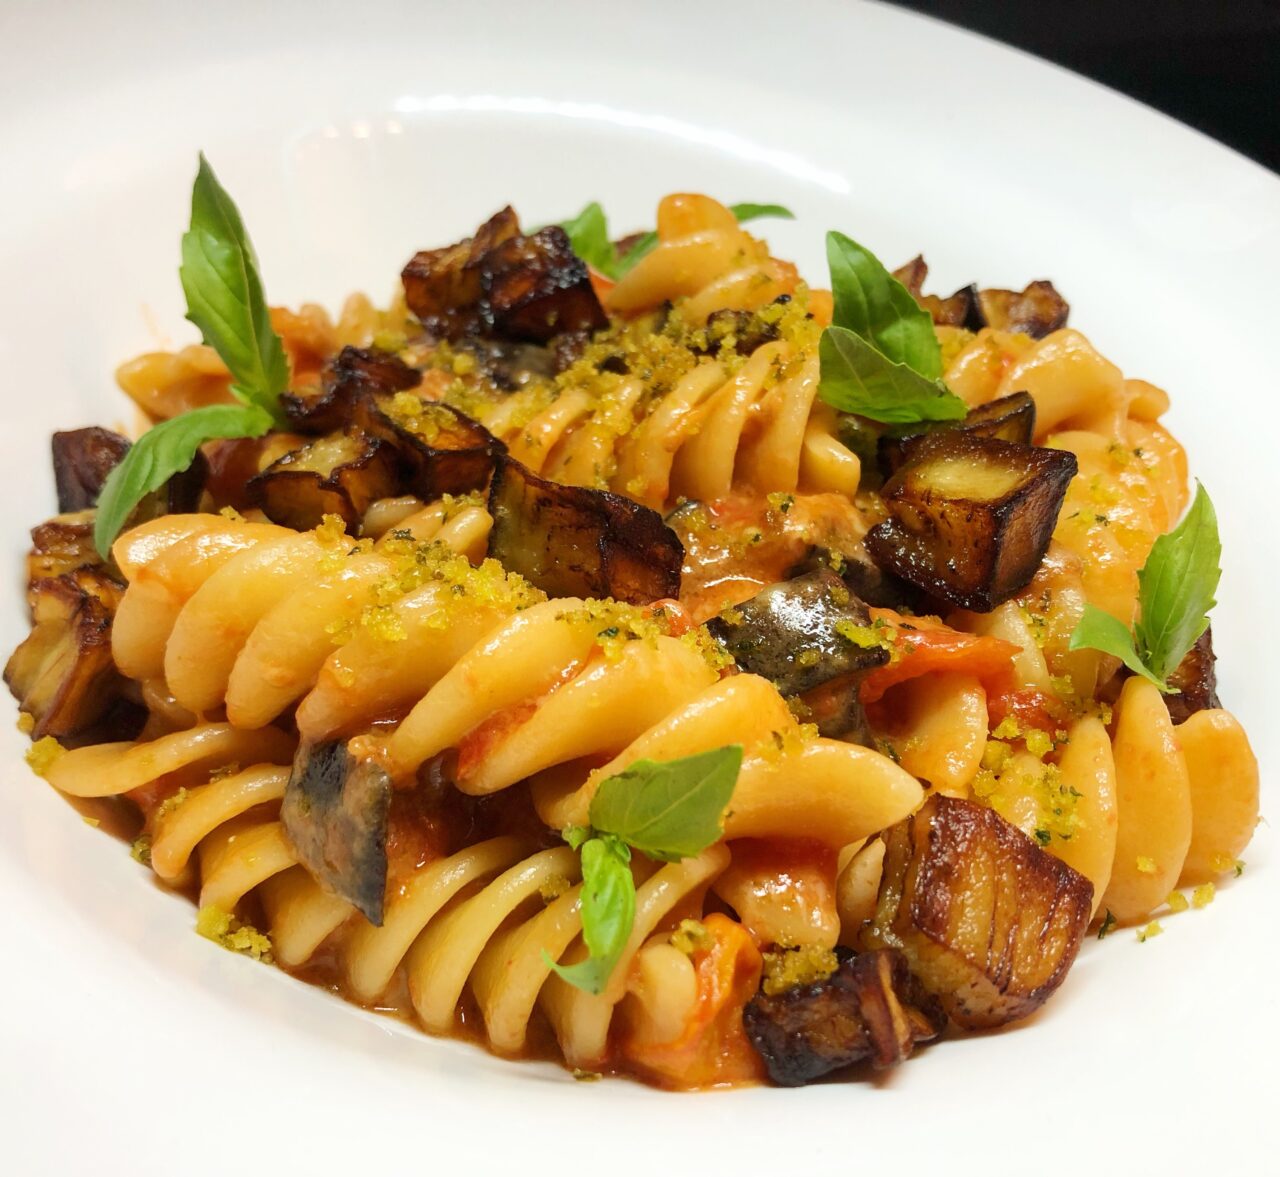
(51, 427), (130, 511)
(892, 256), (982, 330)
(480, 226), (609, 343)
(487, 455), (682, 604)
(5, 569), (126, 740)
(402, 209), (608, 344)
(26, 512), (105, 590)
(282, 346), (422, 434)
(866, 794), (1093, 1030)
(458, 336), (559, 389)
(248, 428), (400, 531)
(354, 393), (501, 502)
(743, 947), (946, 1086)
(878, 391), (1037, 477)
(281, 740), (392, 925)
(865, 431), (1077, 612)
(401, 206), (522, 340)
(705, 568), (888, 696)
(1163, 627), (1220, 723)
(977, 280), (1069, 339)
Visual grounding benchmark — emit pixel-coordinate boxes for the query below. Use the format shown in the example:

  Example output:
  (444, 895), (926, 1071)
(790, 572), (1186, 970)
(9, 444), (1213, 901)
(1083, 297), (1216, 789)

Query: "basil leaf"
(588, 745), (743, 862)
(92, 403), (273, 556)
(613, 230), (657, 277)
(1068, 483), (1221, 691)
(558, 201), (618, 278)
(1136, 482), (1221, 683)
(1068, 603), (1166, 689)
(545, 835), (635, 996)
(728, 202), (795, 223)
(826, 231), (941, 379)
(819, 326), (967, 424)
(180, 154), (289, 420)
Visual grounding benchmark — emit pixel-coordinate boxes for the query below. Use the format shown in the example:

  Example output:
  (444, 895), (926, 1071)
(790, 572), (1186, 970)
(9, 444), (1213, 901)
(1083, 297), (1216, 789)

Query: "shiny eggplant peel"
(743, 947), (946, 1086)
(4, 569), (127, 740)
(51, 427), (131, 511)
(282, 345), (423, 435)
(1162, 627), (1221, 724)
(353, 393), (502, 501)
(706, 568), (889, 697)
(866, 795), (1093, 1030)
(249, 428), (401, 531)
(878, 391), (1037, 477)
(866, 431), (1077, 612)
(402, 206), (608, 343)
(487, 455), (683, 604)
(281, 740), (392, 925)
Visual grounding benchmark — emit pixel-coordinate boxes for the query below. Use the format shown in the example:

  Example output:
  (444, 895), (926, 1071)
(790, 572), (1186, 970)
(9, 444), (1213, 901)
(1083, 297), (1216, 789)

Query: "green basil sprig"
(1069, 482), (1221, 691)
(545, 745), (743, 995)
(558, 200), (794, 282)
(817, 232), (967, 424)
(93, 154), (289, 556)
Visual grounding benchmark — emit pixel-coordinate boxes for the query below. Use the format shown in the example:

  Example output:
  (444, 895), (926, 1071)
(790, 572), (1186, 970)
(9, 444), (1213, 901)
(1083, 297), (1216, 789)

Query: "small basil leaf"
(180, 154), (289, 420)
(1135, 482), (1221, 684)
(818, 326), (967, 424)
(1068, 603), (1167, 689)
(92, 402), (273, 557)
(544, 835), (635, 995)
(588, 745), (742, 862)
(826, 231), (941, 379)
(558, 201), (619, 278)
(728, 202), (795, 223)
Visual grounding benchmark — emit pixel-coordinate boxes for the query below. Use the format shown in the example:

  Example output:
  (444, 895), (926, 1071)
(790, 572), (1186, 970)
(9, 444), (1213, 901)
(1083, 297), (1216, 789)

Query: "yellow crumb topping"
(761, 945), (839, 996)
(1136, 921), (1163, 943)
(1192, 883), (1216, 909)
(24, 736), (64, 777)
(196, 906), (273, 962)
(218, 505), (245, 522)
(669, 919), (712, 956)
(154, 787), (189, 822)
(1165, 890), (1190, 914)
(130, 835), (152, 866)
(1209, 851), (1245, 878)
(681, 625), (736, 672)
(555, 598), (671, 662)
(16, 712), (34, 735)
(1136, 856), (1157, 875)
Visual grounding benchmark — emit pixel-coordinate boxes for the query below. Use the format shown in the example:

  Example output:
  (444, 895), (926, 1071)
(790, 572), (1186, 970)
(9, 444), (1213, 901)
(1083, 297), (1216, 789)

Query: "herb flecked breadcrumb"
(761, 945), (839, 995)
(24, 735), (64, 777)
(196, 906), (273, 962)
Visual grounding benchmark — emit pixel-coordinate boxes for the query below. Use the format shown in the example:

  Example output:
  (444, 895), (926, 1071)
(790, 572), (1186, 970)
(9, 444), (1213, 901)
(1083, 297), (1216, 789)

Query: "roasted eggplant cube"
(282, 346), (422, 434)
(5, 569), (125, 740)
(487, 456), (682, 604)
(706, 568), (888, 696)
(51, 427), (130, 511)
(26, 512), (104, 591)
(866, 795), (1092, 1029)
(1163, 627), (1221, 724)
(401, 206), (521, 339)
(282, 740), (393, 924)
(354, 393), (501, 501)
(249, 429), (400, 531)
(480, 226), (609, 343)
(743, 948), (946, 1086)
(892, 257), (982, 329)
(878, 392), (1037, 477)
(976, 280), (1069, 339)
(866, 432), (1077, 612)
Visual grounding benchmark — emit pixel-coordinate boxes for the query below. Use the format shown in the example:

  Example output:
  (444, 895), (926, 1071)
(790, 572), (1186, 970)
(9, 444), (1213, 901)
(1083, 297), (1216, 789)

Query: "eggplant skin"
(51, 427), (130, 511)
(282, 346), (422, 435)
(402, 207), (607, 344)
(878, 392), (1037, 478)
(487, 456), (682, 604)
(866, 431), (1077, 612)
(353, 394), (502, 502)
(977, 281), (1070, 339)
(705, 568), (888, 697)
(867, 795), (1093, 1030)
(27, 512), (105, 592)
(249, 428), (401, 531)
(5, 569), (126, 740)
(281, 740), (392, 925)
(743, 948), (946, 1086)
(1162, 627), (1221, 724)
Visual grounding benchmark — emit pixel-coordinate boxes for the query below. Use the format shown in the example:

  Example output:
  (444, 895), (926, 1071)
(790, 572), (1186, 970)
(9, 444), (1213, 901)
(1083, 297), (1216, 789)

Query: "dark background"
(889, 0), (1279, 172)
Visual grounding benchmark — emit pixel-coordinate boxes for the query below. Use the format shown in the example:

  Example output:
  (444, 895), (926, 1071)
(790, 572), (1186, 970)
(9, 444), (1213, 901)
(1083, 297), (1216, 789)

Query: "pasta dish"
(5, 161), (1259, 1088)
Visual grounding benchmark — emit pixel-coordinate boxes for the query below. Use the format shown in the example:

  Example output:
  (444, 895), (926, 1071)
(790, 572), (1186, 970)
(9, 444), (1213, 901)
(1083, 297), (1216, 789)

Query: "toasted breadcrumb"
(196, 906), (273, 962)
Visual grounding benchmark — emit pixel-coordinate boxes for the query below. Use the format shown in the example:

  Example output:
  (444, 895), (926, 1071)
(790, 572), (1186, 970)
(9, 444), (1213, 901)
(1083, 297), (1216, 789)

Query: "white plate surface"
(1, 1), (1276, 1172)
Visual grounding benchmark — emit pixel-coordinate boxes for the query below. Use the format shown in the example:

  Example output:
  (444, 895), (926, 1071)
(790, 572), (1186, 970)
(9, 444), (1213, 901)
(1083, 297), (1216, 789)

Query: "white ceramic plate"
(2, 1), (1276, 1172)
